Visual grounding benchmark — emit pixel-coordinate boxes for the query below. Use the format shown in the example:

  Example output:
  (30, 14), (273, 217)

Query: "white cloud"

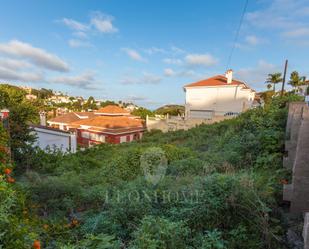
(122, 48), (146, 62)
(164, 68), (176, 77)
(163, 58), (183, 65)
(246, 0), (309, 43)
(60, 18), (89, 31)
(50, 71), (99, 89)
(125, 95), (147, 102)
(0, 57), (32, 70)
(235, 35), (266, 49)
(235, 60), (281, 90)
(72, 31), (88, 39)
(185, 53), (218, 67)
(0, 66), (44, 82)
(245, 35), (261, 46)
(143, 47), (166, 55)
(171, 46), (186, 54)
(121, 72), (162, 85)
(0, 40), (69, 72)
(68, 39), (92, 48)
(90, 12), (118, 33)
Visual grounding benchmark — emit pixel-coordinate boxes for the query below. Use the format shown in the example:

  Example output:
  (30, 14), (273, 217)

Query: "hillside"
(155, 104), (185, 116)
(0, 94), (303, 248)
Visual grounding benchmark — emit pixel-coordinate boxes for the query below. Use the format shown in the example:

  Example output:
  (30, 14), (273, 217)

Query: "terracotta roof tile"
(95, 105), (129, 114)
(48, 112), (81, 124)
(71, 116), (144, 129)
(184, 75), (245, 88)
(48, 112), (95, 124)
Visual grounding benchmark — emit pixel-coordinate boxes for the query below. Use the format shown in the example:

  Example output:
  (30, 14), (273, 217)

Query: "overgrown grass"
(3, 94), (303, 249)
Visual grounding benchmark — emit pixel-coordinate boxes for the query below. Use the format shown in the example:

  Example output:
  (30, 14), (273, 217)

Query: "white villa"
(183, 70), (255, 119)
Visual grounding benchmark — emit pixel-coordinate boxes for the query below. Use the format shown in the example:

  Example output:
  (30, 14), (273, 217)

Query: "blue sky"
(0, 0), (309, 108)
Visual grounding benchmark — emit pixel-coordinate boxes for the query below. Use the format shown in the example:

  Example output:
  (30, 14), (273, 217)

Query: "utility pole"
(281, 59), (288, 97)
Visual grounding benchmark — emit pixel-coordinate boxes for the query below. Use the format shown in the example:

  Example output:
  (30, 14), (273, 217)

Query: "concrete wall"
(283, 102), (309, 248)
(146, 115), (234, 133)
(304, 213), (309, 249)
(32, 126), (76, 153)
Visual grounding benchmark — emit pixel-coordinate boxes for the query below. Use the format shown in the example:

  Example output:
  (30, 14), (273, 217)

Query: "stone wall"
(304, 213), (309, 249)
(283, 102), (309, 213)
(146, 115), (234, 132)
(283, 102), (309, 248)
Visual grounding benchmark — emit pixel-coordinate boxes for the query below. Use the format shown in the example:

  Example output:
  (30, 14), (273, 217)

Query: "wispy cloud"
(50, 71), (100, 89)
(164, 68), (176, 77)
(235, 60), (281, 90)
(0, 66), (44, 82)
(60, 18), (89, 31)
(143, 47), (166, 55)
(68, 39), (93, 48)
(163, 58), (183, 65)
(0, 57), (32, 70)
(185, 53), (218, 67)
(0, 40), (69, 72)
(282, 27), (309, 38)
(121, 72), (162, 84)
(246, 0), (309, 43)
(236, 35), (266, 49)
(122, 48), (146, 62)
(90, 11), (118, 33)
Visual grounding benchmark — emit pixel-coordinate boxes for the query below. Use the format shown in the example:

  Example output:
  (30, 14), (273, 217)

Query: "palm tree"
(288, 71), (306, 91)
(265, 73), (282, 92)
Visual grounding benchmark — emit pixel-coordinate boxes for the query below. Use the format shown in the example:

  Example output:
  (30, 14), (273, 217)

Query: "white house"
(183, 70), (255, 119)
(32, 125), (77, 153)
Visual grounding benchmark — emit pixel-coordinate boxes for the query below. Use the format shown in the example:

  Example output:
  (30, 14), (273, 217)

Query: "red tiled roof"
(184, 75), (246, 88)
(48, 112), (81, 124)
(48, 112), (95, 124)
(95, 105), (129, 114)
(70, 116), (144, 129)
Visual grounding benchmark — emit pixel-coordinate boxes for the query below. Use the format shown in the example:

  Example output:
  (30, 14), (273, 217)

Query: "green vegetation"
(155, 104), (185, 116)
(0, 93), (302, 248)
(0, 84), (39, 165)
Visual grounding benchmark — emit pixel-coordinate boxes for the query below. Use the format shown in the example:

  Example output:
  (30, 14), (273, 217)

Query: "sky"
(0, 0), (309, 108)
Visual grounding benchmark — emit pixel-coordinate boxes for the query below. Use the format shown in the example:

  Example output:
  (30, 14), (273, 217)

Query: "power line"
(225, 0), (249, 70)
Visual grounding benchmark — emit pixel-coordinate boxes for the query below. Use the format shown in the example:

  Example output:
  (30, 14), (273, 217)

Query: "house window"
(81, 131), (90, 139)
(120, 136), (126, 143)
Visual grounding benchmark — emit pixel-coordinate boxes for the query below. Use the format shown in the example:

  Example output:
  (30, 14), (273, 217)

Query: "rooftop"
(48, 112), (95, 124)
(95, 105), (130, 115)
(71, 116), (144, 130)
(184, 75), (247, 88)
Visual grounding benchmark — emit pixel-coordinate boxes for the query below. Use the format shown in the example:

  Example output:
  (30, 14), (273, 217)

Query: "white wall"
(185, 85), (255, 118)
(32, 127), (76, 153)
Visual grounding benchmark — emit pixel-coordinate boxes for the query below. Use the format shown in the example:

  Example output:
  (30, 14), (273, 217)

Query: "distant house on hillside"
(34, 105), (145, 150)
(183, 70), (255, 119)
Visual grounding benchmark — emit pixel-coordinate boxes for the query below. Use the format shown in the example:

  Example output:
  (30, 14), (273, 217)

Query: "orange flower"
(33, 240), (41, 249)
(71, 218), (79, 226)
(3, 168), (12, 175)
(7, 176), (15, 183)
(280, 179), (288, 185)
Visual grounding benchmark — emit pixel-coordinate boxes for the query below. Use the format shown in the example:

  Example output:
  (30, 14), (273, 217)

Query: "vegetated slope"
(3, 95), (302, 249)
(155, 104), (185, 115)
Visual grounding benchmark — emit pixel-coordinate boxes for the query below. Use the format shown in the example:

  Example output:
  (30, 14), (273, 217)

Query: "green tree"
(131, 107), (154, 119)
(265, 73), (282, 92)
(288, 71), (306, 89)
(0, 84), (38, 166)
